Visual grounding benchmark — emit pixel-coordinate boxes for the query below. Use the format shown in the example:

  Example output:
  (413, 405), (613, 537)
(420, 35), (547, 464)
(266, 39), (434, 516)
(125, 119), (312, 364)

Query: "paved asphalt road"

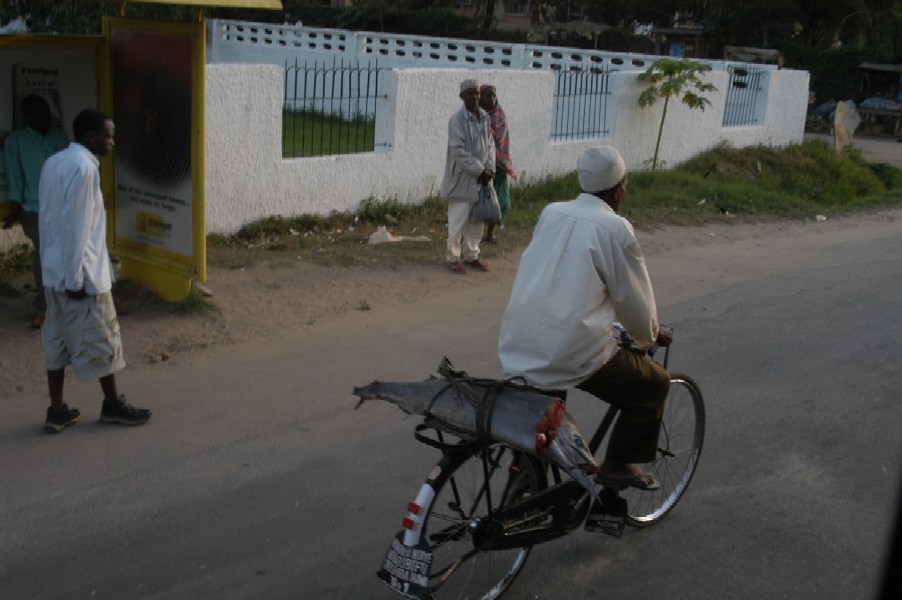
(2, 212), (901, 599)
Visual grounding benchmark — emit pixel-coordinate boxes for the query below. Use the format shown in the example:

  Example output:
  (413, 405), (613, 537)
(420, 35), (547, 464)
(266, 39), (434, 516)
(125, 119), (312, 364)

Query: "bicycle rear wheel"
(423, 444), (546, 600)
(622, 374), (705, 527)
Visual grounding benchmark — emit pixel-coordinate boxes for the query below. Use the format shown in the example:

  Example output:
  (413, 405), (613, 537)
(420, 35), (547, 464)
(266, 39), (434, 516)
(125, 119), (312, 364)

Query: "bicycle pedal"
(584, 495), (627, 538)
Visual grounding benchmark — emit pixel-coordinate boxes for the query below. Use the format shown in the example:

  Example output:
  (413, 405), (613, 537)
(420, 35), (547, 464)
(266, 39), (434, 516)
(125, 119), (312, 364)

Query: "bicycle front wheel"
(423, 444), (546, 600)
(622, 374), (705, 527)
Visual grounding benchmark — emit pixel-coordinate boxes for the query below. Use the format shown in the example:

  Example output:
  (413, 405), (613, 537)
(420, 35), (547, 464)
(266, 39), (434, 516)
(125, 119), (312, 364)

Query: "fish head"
(544, 415), (601, 500)
(545, 415), (599, 476)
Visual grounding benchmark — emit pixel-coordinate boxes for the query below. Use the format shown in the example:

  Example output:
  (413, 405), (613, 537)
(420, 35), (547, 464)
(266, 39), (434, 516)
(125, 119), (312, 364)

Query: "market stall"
(857, 62), (902, 135)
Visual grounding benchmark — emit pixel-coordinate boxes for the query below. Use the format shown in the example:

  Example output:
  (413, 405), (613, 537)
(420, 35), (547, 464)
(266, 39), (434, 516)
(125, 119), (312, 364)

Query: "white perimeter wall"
(205, 64), (810, 234)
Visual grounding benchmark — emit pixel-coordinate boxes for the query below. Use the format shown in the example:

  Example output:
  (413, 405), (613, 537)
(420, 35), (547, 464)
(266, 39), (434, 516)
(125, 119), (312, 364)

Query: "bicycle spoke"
(429, 549), (479, 593)
(421, 444), (545, 600)
(623, 376), (705, 527)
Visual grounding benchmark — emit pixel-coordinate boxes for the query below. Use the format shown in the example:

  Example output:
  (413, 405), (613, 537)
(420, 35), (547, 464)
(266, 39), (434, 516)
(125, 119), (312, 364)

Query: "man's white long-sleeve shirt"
(39, 143), (114, 295)
(498, 193), (659, 389)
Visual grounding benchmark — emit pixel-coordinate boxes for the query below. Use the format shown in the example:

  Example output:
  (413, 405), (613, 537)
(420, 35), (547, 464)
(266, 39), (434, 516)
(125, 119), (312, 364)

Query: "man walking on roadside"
(39, 108), (151, 433)
(442, 78), (495, 274)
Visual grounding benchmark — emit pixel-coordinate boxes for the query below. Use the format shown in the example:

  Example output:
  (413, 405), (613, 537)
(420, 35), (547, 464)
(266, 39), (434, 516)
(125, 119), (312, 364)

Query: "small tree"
(638, 58), (718, 170)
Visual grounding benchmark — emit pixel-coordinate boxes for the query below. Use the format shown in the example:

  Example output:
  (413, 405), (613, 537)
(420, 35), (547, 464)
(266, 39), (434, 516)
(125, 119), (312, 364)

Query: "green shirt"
(4, 125), (69, 212)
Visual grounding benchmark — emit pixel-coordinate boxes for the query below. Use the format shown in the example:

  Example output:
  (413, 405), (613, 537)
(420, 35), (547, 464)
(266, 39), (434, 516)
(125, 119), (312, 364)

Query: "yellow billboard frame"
(5, 3), (281, 301)
(103, 17), (206, 301)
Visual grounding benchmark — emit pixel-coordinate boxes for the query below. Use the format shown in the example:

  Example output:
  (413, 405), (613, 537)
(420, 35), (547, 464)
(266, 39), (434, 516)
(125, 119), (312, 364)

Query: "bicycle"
(371, 330), (705, 600)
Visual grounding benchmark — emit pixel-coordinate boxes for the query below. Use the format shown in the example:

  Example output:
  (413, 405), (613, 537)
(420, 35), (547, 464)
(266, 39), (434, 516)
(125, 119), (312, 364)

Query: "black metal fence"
(282, 59), (386, 158)
(285, 61), (757, 153)
(723, 65), (766, 127)
(551, 68), (613, 141)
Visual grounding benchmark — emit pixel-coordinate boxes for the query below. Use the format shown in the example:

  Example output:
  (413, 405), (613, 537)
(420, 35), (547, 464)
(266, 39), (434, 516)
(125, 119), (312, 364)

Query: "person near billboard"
(3, 94), (69, 328)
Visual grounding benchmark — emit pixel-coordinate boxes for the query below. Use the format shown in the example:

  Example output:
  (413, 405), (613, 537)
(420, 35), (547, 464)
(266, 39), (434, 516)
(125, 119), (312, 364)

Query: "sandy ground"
(4, 132), (902, 402)
(2, 207), (900, 403)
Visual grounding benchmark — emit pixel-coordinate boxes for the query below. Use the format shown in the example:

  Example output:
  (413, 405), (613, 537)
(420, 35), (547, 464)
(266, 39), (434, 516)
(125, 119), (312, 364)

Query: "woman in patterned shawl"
(479, 84), (516, 243)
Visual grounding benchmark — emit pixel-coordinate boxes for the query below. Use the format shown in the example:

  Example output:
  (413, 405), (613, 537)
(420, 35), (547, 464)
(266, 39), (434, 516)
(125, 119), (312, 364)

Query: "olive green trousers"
(577, 349), (671, 464)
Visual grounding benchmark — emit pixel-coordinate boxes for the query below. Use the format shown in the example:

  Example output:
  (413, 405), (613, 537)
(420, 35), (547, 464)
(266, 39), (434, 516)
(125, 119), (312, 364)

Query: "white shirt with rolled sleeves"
(38, 143), (114, 295)
(498, 193), (659, 389)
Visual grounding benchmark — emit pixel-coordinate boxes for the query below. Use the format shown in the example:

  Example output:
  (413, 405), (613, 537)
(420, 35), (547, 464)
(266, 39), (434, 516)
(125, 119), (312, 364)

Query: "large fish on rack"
(354, 359), (599, 493)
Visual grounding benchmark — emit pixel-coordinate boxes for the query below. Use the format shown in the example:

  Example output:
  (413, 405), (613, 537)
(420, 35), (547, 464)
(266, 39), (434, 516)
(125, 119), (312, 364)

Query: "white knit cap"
(460, 79), (480, 93)
(577, 146), (627, 193)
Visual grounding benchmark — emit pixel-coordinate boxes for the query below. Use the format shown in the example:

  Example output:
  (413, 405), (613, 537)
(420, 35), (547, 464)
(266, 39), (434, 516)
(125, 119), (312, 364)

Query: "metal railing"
(282, 59), (386, 158)
(723, 65), (766, 127)
(551, 68), (613, 140)
(280, 56), (765, 158)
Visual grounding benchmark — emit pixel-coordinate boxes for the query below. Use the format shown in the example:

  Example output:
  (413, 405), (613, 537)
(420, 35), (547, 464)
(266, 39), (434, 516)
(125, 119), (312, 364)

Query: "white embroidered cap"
(460, 79), (480, 93)
(577, 146), (627, 193)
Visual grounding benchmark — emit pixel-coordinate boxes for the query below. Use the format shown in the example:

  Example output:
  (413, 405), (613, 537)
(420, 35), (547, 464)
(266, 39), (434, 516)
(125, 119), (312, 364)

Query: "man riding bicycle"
(498, 145), (672, 490)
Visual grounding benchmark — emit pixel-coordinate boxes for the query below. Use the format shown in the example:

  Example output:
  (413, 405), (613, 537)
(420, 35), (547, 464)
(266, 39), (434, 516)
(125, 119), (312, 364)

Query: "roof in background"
(859, 62), (902, 73)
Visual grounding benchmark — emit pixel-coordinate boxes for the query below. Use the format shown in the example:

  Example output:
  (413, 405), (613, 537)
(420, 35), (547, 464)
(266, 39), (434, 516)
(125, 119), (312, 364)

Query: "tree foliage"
(582, 0), (902, 57)
(5, 0), (902, 59)
(637, 58), (717, 170)
(584, 1), (704, 28)
(0, 0), (201, 34)
(0, 0), (486, 38)
(7, 0), (902, 107)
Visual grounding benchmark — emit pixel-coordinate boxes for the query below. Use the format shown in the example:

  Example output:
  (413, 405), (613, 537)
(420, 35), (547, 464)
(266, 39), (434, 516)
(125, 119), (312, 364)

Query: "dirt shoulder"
(2, 208), (900, 401)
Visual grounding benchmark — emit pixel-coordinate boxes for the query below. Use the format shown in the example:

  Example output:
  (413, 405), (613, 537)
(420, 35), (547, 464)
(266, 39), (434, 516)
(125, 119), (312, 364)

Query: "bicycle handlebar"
(614, 322), (671, 370)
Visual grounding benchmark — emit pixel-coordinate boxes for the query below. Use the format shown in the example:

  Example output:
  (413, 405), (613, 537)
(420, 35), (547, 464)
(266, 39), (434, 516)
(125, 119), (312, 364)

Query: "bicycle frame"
(396, 400), (619, 554)
(399, 341), (671, 550)
(377, 341), (696, 599)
